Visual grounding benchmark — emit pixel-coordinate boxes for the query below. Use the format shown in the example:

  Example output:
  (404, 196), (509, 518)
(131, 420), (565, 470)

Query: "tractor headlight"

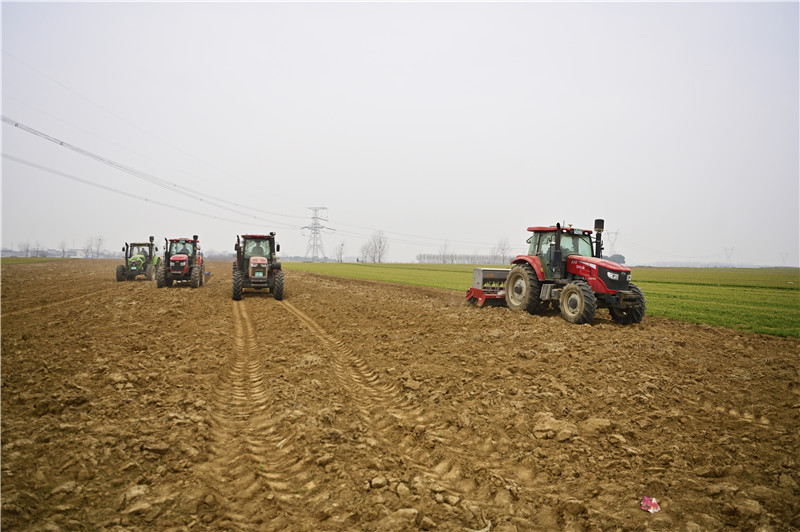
(607, 271), (619, 281)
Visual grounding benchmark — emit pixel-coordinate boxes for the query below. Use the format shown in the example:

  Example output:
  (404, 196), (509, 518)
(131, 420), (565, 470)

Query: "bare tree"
(59, 240), (68, 258)
(93, 236), (104, 258)
(335, 241), (345, 263)
(439, 241), (450, 264)
(359, 241), (371, 263)
(33, 241), (43, 257)
(492, 238), (512, 264)
(20, 241), (30, 258)
(370, 231), (388, 263)
(83, 238), (94, 258)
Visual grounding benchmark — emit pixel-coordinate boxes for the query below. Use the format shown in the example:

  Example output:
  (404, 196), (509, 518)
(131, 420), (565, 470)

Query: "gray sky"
(2, 1), (798, 266)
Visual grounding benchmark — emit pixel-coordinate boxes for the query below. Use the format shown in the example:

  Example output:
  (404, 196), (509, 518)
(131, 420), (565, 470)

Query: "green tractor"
(116, 236), (160, 282)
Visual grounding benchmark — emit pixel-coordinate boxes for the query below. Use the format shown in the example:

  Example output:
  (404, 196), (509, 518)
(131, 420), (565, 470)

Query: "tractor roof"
(527, 226), (593, 235)
(241, 234), (274, 239)
(129, 242), (152, 246)
(168, 238), (198, 242)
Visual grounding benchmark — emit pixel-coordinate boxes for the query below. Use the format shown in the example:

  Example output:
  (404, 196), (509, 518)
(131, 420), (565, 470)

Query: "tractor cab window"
(245, 240), (268, 258)
(561, 234), (593, 257)
(135, 247), (147, 256)
(537, 233), (557, 256)
(170, 241), (193, 256)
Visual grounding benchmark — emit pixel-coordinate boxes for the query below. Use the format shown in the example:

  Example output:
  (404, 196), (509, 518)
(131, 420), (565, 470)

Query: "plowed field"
(2, 259), (799, 531)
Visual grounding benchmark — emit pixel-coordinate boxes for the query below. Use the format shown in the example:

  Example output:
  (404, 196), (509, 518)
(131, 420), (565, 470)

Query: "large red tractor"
(156, 235), (205, 289)
(467, 219), (646, 324)
(232, 233), (284, 301)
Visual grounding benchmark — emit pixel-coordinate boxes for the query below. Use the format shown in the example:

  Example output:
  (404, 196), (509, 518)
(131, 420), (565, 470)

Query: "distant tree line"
(416, 238), (514, 265)
(415, 252), (514, 265)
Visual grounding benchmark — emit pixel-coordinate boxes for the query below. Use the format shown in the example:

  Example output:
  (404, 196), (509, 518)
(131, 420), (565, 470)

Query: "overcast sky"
(2, 1), (798, 266)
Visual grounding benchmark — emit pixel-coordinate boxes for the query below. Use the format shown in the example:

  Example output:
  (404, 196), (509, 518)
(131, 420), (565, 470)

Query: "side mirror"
(276, 244), (280, 252)
(121, 247), (125, 252)
(155, 247), (159, 252)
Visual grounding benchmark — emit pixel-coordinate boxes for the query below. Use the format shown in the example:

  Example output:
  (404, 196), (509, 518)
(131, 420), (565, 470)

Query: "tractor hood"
(249, 256), (268, 267)
(566, 255), (630, 273)
(171, 254), (189, 262)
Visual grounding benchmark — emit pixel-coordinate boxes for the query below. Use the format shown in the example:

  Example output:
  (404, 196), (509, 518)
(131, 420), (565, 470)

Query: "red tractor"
(232, 233), (284, 301)
(156, 235), (205, 289)
(467, 219), (646, 324)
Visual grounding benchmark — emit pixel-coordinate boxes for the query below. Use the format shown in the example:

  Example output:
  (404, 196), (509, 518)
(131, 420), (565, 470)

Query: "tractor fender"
(511, 255), (546, 281)
(270, 262), (282, 272)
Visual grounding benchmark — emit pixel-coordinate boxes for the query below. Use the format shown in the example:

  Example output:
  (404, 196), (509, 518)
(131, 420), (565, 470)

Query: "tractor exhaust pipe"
(553, 223), (562, 281)
(594, 219), (604, 258)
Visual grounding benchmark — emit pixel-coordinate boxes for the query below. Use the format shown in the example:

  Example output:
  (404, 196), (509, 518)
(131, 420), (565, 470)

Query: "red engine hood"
(249, 256), (268, 266)
(566, 255), (630, 272)
(171, 254), (189, 261)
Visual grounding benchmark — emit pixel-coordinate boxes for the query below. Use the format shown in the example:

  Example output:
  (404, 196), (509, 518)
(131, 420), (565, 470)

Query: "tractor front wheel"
(190, 266), (201, 288)
(609, 283), (646, 324)
(116, 265), (126, 282)
(272, 270), (284, 301)
(232, 270), (243, 300)
(559, 280), (597, 324)
(505, 263), (542, 314)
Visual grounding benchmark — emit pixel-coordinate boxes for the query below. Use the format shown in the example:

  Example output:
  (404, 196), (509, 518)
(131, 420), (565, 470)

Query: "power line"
(2, 116), (303, 226)
(2, 153), (280, 228)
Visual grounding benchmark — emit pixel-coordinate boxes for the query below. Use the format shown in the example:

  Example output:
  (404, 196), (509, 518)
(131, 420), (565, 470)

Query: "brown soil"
(2, 259), (799, 531)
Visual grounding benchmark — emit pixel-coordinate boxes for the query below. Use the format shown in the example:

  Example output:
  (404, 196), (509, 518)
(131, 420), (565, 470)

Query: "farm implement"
(467, 219), (646, 324)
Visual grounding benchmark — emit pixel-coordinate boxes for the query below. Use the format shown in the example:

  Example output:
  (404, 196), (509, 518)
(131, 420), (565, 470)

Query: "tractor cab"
(527, 226), (594, 281)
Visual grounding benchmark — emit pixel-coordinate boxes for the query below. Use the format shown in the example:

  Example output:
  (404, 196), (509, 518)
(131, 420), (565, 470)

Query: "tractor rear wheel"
(559, 280), (596, 324)
(505, 263), (542, 314)
(190, 266), (201, 288)
(145, 263), (155, 281)
(116, 265), (126, 282)
(232, 270), (243, 300)
(609, 283), (646, 324)
(272, 270), (284, 301)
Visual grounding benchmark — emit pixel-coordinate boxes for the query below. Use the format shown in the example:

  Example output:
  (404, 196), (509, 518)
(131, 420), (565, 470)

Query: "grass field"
(283, 262), (800, 338)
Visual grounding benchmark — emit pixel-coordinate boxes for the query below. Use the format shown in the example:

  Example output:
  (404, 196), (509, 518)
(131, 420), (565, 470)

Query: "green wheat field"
(283, 262), (800, 338)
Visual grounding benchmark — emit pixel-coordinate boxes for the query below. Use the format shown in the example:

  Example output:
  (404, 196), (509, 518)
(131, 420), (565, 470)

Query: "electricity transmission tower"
(605, 230), (621, 256)
(303, 207), (329, 261)
(723, 247), (734, 266)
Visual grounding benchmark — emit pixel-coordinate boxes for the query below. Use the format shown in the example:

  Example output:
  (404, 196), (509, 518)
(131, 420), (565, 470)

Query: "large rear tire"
(190, 265), (201, 288)
(272, 270), (284, 301)
(116, 265), (126, 282)
(145, 263), (155, 281)
(505, 263), (542, 314)
(232, 270), (243, 301)
(559, 280), (596, 324)
(156, 264), (166, 288)
(609, 283), (646, 324)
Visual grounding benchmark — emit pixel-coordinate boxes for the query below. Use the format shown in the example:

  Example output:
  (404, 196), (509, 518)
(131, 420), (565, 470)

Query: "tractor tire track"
(280, 301), (495, 507)
(0, 287), (117, 318)
(196, 301), (312, 530)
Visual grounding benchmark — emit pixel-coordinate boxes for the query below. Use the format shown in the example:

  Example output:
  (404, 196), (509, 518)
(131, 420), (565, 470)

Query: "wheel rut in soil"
(281, 300), (509, 513)
(0, 287), (117, 318)
(196, 301), (313, 529)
